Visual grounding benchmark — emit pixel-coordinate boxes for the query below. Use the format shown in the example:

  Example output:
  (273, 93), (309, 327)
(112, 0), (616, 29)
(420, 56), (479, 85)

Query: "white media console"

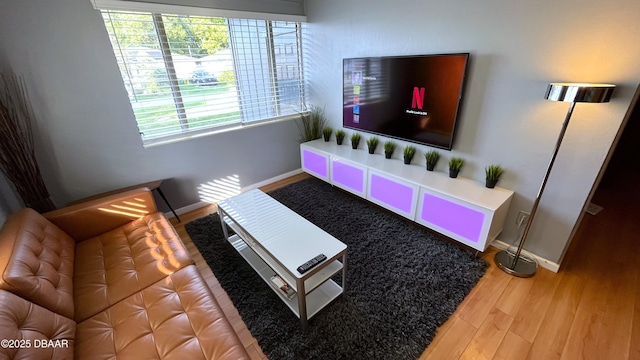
(300, 139), (514, 251)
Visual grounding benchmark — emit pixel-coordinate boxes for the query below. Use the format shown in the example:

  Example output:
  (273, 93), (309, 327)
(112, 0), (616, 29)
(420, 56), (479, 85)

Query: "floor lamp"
(495, 82), (615, 277)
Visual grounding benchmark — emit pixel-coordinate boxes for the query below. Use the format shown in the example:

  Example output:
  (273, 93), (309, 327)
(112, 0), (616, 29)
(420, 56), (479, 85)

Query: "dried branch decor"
(0, 73), (55, 212)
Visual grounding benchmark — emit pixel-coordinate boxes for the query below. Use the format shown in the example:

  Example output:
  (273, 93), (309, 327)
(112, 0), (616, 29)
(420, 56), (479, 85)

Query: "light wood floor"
(170, 172), (639, 360)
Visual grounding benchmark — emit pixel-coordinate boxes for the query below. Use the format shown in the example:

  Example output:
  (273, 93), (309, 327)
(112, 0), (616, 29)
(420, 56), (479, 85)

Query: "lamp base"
(495, 250), (537, 278)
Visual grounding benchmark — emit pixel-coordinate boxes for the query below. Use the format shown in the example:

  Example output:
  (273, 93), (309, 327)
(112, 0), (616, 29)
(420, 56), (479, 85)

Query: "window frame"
(93, 0), (308, 147)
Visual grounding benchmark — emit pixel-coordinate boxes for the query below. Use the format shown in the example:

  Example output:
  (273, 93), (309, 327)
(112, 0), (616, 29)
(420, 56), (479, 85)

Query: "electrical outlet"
(516, 211), (530, 227)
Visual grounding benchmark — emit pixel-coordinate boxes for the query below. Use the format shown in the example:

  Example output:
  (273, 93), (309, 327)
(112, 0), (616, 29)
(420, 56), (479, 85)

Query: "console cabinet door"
(301, 148), (329, 181)
(331, 157), (367, 197)
(367, 170), (418, 219)
(416, 188), (491, 251)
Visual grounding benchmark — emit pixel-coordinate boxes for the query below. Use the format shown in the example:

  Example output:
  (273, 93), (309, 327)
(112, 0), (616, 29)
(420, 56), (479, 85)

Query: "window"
(96, 3), (308, 146)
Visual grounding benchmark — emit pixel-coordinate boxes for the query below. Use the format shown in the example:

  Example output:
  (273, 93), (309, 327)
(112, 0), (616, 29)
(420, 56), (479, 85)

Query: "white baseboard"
(167, 201), (210, 218)
(491, 239), (560, 273)
(165, 168), (304, 219)
(240, 168), (304, 193)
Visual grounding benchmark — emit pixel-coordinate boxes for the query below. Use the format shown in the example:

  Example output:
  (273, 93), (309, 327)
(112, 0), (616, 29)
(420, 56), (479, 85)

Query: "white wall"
(305, 0), (640, 264)
(0, 0), (302, 212)
(0, 172), (22, 225)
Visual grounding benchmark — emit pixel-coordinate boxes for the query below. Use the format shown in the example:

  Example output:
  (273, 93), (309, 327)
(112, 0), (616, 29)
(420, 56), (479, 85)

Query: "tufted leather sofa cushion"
(0, 209), (76, 319)
(75, 265), (249, 360)
(0, 290), (75, 360)
(73, 213), (194, 322)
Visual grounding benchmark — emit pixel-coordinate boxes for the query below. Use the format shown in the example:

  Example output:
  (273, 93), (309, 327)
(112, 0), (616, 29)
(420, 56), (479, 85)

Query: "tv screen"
(343, 53), (469, 150)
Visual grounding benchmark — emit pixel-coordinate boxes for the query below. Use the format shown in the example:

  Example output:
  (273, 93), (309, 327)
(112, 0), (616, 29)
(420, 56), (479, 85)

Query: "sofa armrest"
(44, 188), (158, 242)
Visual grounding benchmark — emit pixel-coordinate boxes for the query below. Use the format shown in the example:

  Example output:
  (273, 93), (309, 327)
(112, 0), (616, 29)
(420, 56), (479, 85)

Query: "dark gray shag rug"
(185, 177), (488, 360)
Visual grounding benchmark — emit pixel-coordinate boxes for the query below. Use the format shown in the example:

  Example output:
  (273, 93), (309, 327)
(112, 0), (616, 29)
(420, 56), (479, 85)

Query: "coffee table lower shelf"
(228, 234), (343, 321)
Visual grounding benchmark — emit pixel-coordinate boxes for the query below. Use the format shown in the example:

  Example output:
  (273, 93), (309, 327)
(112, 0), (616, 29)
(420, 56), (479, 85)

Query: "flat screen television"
(343, 53), (469, 150)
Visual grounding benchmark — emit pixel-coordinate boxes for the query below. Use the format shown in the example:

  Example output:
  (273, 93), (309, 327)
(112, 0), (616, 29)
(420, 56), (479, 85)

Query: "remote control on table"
(297, 253), (327, 274)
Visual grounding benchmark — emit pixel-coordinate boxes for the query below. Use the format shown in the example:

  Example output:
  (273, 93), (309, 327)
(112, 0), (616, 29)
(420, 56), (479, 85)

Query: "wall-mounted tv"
(343, 53), (469, 150)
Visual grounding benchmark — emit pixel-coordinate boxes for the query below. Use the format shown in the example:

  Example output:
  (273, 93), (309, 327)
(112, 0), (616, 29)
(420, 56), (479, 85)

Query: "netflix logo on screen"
(406, 87), (428, 116)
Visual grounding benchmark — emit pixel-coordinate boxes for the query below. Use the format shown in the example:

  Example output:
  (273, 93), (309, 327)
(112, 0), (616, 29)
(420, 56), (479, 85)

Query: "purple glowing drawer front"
(420, 193), (485, 243)
(302, 149), (328, 179)
(332, 159), (365, 195)
(368, 173), (415, 216)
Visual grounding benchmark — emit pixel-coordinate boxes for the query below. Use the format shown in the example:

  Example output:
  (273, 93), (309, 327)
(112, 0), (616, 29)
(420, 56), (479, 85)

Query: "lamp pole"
(495, 82), (614, 278)
(496, 101), (575, 277)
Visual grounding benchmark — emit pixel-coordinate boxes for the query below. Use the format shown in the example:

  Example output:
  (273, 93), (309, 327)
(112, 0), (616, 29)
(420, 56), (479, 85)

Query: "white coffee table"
(217, 189), (347, 328)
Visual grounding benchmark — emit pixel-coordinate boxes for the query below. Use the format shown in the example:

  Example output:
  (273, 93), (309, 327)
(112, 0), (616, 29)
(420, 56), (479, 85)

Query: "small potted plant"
(322, 126), (332, 142)
(403, 145), (417, 165)
(485, 164), (504, 188)
(335, 129), (346, 145)
(383, 141), (396, 159)
(448, 157), (464, 178)
(366, 136), (379, 154)
(425, 150), (440, 171)
(351, 132), (361, 149)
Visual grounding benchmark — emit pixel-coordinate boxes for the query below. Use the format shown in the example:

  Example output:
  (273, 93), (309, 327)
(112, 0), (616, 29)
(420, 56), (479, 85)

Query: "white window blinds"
(96, 2), (308, 146)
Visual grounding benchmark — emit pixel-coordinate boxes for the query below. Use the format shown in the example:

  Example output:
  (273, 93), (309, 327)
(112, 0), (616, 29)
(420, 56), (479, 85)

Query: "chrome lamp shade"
(495, 82), (615, 278)
(545, 83), (615, 103)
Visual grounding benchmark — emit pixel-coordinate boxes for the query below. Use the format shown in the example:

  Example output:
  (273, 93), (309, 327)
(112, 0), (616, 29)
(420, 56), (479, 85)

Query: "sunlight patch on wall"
(198, 175), (242, 203)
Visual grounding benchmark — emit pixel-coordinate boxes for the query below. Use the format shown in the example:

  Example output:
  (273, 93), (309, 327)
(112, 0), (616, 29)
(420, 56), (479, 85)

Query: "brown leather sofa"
(0, 188), (250, 359)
